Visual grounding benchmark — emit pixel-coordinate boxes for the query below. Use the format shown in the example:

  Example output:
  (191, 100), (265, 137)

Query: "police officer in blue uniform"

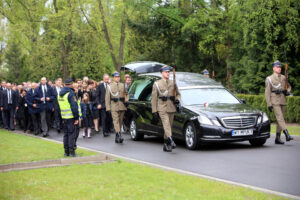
(58, 78), (79, 157)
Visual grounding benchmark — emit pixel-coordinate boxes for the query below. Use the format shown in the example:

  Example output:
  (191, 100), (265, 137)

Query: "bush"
(236, 94), (300, 123)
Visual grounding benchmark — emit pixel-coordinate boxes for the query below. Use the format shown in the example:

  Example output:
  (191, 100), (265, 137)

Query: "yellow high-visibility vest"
(58, 92), (74, 119)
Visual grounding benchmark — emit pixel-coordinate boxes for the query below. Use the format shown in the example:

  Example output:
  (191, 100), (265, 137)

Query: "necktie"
(32, 89), (34, 95)
(43, 86), (46, 103)
(8, 90), (11, 104)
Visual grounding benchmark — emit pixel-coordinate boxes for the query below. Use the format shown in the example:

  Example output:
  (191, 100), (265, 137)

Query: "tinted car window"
(129, 79), (152, 100)
(181, 88), (240, 105)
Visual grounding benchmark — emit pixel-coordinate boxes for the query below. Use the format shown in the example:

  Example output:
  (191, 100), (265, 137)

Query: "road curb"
(0, 155), (114, 173)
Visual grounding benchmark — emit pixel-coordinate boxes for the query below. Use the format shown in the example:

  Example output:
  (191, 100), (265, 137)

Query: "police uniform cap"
(112, 71), (120, 77)
(65, 78), (73, 85)
(272, 60), (282, 68)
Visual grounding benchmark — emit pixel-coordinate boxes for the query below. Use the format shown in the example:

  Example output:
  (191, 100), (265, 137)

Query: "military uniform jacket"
(105, 82), (128, 112)
(265, 73), (291, 106)
(151, 79), (181, 113)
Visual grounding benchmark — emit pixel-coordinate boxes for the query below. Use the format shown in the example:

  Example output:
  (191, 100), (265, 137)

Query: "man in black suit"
(53, 78), (63, 133)
(96, 74), (111, 137)
(0, 83), (18, 130)
(25, 82), (41, 135)
(0, 80), (7, 128)
(35, 77), (55, 137)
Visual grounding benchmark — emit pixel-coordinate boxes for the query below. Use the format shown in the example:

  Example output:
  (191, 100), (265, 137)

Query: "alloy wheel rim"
(130, 120), (136, 138)
(185, 125), (194, 147)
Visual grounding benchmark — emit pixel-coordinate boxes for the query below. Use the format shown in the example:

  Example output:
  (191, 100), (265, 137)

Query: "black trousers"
(74, 124), (80, 147)
(0, 110), (3, 128)
(54, 108), (62, 130)
(2, 105), (15, 130)
(30, 113), (41, 134)
(63, 119), (75, 151)
(100, 108), (111, 133)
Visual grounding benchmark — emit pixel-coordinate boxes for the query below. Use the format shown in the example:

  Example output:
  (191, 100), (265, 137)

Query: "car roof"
(121, 61), (167, 73)
(139, 72), (224, 88)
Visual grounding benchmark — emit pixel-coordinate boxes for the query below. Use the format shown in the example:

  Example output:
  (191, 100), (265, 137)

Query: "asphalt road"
(48, 130), (300, 197)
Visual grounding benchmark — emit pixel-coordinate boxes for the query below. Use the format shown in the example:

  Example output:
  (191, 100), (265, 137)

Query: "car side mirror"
(240, 99), (246, 104)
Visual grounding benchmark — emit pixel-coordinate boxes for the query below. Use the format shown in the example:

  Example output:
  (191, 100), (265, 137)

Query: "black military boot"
(115, 132), (120, 143)
(119, 132), (124, 143)
(163, 139), (172, 152)
(283, 129), (293, 141)
(275, 133), (284, 145)
(69, 148), (77, 157)
(168, 136), (176, 149)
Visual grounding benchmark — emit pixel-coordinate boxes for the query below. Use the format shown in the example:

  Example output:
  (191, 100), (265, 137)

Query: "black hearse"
(124, 72), (270, 150)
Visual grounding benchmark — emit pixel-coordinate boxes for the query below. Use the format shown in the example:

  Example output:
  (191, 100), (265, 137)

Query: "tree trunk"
(117, 8), (126, 72)
(53, 0), (72, 80)
(97, 0), (118, 70)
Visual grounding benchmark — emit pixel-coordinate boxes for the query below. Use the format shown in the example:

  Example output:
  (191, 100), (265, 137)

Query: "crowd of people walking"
(0, 74), (132, 139)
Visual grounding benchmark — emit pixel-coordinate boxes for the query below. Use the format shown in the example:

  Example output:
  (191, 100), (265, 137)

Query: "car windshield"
(180, 88), (240, 105)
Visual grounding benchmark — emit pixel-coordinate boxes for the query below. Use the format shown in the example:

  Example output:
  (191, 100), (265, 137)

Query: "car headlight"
(198, 115), (213, 126)
(257, 112), (269, 124)
(262, 112), (269, 123)
(212, 119), (221, 127)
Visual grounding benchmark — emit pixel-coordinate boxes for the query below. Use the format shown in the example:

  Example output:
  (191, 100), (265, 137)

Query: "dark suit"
(0, 87), (6, 127)
(25, 88), (41, 134)
(96, 82), (112, 135)
(0, 89), (18, 130)
(52, 86), (63, 131)
(35, 83), (55, 135)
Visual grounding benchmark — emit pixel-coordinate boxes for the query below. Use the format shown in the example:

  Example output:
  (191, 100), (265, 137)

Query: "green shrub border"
(236, 94), (300, 123)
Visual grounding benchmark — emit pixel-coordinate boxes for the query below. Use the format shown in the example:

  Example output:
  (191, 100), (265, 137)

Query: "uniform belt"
(112, 97), (125, 102)
(272, 90), (285, 94)
(159, 96), (175, 101)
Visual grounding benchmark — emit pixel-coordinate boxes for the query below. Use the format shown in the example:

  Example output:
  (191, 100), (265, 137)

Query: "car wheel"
(129, 118), (144, 141)
(184, 122), (199, 150)
(249, 138), (266, 147)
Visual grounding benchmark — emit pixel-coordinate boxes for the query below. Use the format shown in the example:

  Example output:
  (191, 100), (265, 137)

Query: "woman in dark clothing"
(16, 89), (30, 132)
(81, 93), (93, 138)
(88, 80), (99, 133)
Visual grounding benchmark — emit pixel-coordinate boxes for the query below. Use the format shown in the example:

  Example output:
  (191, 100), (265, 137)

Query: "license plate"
(232, 129), (253, 136)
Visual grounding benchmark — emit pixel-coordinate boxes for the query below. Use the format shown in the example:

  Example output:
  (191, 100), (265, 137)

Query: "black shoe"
(168, 136), (176, 149)
(34, 131), (38, 135)
(163, 139), (172, 152)
(283, 129), (293, 141)
(115, 132), (120, 143)
(42, 132), (49, 137)
(57, 129), (61, 133)
(69, 149), (77, 157)
(275, 133), (284, 144)
(64, 149), (69, 157)
(103, 132), (109, 137)
(119, 133), (124, 143)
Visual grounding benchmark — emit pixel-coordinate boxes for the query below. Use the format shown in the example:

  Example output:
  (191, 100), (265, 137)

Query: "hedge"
(235, 94), (300, 123)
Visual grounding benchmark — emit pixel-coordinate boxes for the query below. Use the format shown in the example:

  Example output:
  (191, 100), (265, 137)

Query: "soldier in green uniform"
(105, 72), (128, 143)
(151, 65), (181, 152)
(265, 60), (293, 144)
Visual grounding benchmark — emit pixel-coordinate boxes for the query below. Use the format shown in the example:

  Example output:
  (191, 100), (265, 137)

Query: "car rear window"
(129, 79), (152, 100)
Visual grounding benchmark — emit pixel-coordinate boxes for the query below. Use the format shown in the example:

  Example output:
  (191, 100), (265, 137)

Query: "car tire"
(249, 138), (266, 147)
(129, 118), (144, 141)
(184, 122), (199, 150)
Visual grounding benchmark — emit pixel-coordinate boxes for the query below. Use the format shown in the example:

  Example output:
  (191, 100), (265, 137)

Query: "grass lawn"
(0, 130), (97, 164)
(271, 124), (300, 136)
(0, 161), (288, 200)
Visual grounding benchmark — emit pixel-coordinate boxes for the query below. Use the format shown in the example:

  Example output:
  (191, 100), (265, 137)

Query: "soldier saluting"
(151, 65), (181, 152)
(265, 60), (293, 144)
(105, 72), (128, 143)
